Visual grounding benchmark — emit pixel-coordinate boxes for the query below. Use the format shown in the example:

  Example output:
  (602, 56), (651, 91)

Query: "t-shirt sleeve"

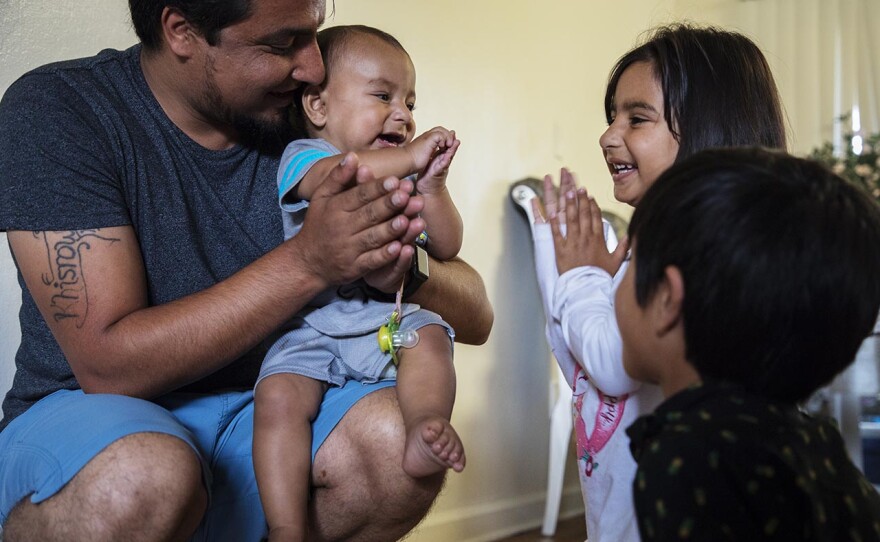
(535, 217), (639, 397)
(0, 70), (130, 232)
(276, 138), (339, 213)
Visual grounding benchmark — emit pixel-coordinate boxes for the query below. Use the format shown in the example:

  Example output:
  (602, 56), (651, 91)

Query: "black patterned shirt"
(627, 380), (880, 541)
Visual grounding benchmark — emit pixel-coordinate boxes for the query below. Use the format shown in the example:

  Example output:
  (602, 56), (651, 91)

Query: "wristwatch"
(403, 245), (429, 297)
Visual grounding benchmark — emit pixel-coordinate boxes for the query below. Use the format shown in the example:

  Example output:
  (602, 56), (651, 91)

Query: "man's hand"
(295, 153), (426, 289)
(361, 215), (427, 294)
(550, 188), (628, 277)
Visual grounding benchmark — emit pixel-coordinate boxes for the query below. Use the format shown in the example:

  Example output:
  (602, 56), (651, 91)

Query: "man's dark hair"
(129, 0), (253, 51)
(605, 24), (788, 160)
(628, 147), (880, 403)
(292, 25), (409, 138)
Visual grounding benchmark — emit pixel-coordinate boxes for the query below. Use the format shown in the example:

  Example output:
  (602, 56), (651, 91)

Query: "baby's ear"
(301, 85), (327, 128)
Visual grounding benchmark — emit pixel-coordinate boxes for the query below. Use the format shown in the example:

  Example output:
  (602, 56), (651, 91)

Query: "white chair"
(510, 179), (575, 537)
(542, 362), (575, 536)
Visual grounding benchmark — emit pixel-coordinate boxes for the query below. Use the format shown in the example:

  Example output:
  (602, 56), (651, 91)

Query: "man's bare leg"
(3, 432), (206, 542)
(309, 387), (445, 541)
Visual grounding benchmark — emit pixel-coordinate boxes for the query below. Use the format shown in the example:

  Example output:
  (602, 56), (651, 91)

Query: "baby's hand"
(550, 188), (628, 276)
(418, 134), (460, 195)
(407, 127), (456, 174)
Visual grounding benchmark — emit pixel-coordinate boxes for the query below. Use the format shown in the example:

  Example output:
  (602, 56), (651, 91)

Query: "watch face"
(413, 246), (430, 281)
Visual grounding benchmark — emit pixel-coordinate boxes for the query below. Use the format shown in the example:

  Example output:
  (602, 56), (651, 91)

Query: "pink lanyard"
(573, 369), (628, 476)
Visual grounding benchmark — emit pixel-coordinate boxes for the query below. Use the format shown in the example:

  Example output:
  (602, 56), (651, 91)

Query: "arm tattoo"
(35, 229), (121, 328)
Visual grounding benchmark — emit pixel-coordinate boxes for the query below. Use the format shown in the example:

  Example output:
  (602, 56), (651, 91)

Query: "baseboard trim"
(407, 486), (584, 542)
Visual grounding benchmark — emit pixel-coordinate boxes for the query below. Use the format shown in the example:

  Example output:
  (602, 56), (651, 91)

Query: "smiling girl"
(529, 24), (786, 541)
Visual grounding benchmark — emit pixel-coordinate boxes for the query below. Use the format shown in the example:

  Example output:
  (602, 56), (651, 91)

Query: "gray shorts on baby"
(257, 308), (453, 388)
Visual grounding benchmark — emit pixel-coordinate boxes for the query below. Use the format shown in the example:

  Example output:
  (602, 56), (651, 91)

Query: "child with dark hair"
(614, 146), (880, 540)
(525, 24), (787, 540)
(254, 24), (464, 542)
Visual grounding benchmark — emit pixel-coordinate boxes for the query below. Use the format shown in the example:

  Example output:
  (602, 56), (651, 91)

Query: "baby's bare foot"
(402, 416), (466, 478)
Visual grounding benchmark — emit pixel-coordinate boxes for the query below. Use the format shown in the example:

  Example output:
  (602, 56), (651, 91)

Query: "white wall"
(3, 1), (870, 541)
(0, 239), (17, 395)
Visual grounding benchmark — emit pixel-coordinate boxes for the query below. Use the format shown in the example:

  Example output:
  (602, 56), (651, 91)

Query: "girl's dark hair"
(605, 24), (787, 159)
(291, 25), (409, 138)
(129, 0), (253, 51)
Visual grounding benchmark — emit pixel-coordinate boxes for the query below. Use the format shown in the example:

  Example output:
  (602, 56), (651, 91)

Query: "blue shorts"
(0, 380), (395, 540)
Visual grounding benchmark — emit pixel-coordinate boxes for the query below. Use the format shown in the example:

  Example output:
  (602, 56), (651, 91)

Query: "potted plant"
(808, 114), (880, 202)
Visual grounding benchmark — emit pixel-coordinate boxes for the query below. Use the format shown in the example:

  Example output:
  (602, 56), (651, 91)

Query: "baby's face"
(319, 35), (417, 153)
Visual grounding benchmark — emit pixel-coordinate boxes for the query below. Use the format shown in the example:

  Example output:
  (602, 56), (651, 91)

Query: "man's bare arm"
(409, 256), (493, 345)
(9, 226), (323, 397)
(8, 156), (422, 398)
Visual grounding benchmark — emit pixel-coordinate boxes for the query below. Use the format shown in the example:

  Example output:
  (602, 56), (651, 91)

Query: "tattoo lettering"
(36, 229), (120, 328)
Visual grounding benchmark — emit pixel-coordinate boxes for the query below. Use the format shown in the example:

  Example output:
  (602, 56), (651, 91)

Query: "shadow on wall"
(0, 237), (21, 399)
(488, 186), (556, 487)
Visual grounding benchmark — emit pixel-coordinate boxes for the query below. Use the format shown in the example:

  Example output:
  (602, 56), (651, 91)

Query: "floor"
(492, 515), (586, 542)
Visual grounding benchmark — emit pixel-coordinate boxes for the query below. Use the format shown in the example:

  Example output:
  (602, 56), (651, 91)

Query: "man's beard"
(202, 62), (295, 155)
(229, 111), (295, 155)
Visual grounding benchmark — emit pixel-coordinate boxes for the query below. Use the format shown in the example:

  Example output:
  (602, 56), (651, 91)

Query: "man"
(0, 0), (492, 540)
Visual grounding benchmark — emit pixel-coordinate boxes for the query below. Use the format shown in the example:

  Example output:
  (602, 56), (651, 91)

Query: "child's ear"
(653, 265), (684, 336)
(301, 85), (328, 128)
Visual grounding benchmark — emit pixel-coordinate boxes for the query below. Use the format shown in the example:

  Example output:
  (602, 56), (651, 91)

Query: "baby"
(254, 25), (465, 541)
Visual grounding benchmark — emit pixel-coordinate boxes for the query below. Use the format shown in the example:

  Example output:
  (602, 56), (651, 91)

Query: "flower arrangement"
(807, 115), (880, 202)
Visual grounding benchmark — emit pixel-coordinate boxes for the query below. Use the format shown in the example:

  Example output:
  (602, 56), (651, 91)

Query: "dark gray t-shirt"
(0, 45), (285, 430)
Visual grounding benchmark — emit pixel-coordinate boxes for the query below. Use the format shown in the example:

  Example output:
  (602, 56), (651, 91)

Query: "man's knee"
(310, 388), (444, 540)
(314, 388), (408, 486)
(4, 432), (206, 541)
(97, 432), (206, 519)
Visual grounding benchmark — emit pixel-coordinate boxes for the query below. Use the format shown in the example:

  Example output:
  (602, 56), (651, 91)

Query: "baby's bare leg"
(254, 373), (326, 542)
(396, 324), (465, 477)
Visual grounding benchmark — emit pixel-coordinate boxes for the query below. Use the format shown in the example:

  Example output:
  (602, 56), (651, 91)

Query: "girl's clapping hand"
(550, 187), (629, 277)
